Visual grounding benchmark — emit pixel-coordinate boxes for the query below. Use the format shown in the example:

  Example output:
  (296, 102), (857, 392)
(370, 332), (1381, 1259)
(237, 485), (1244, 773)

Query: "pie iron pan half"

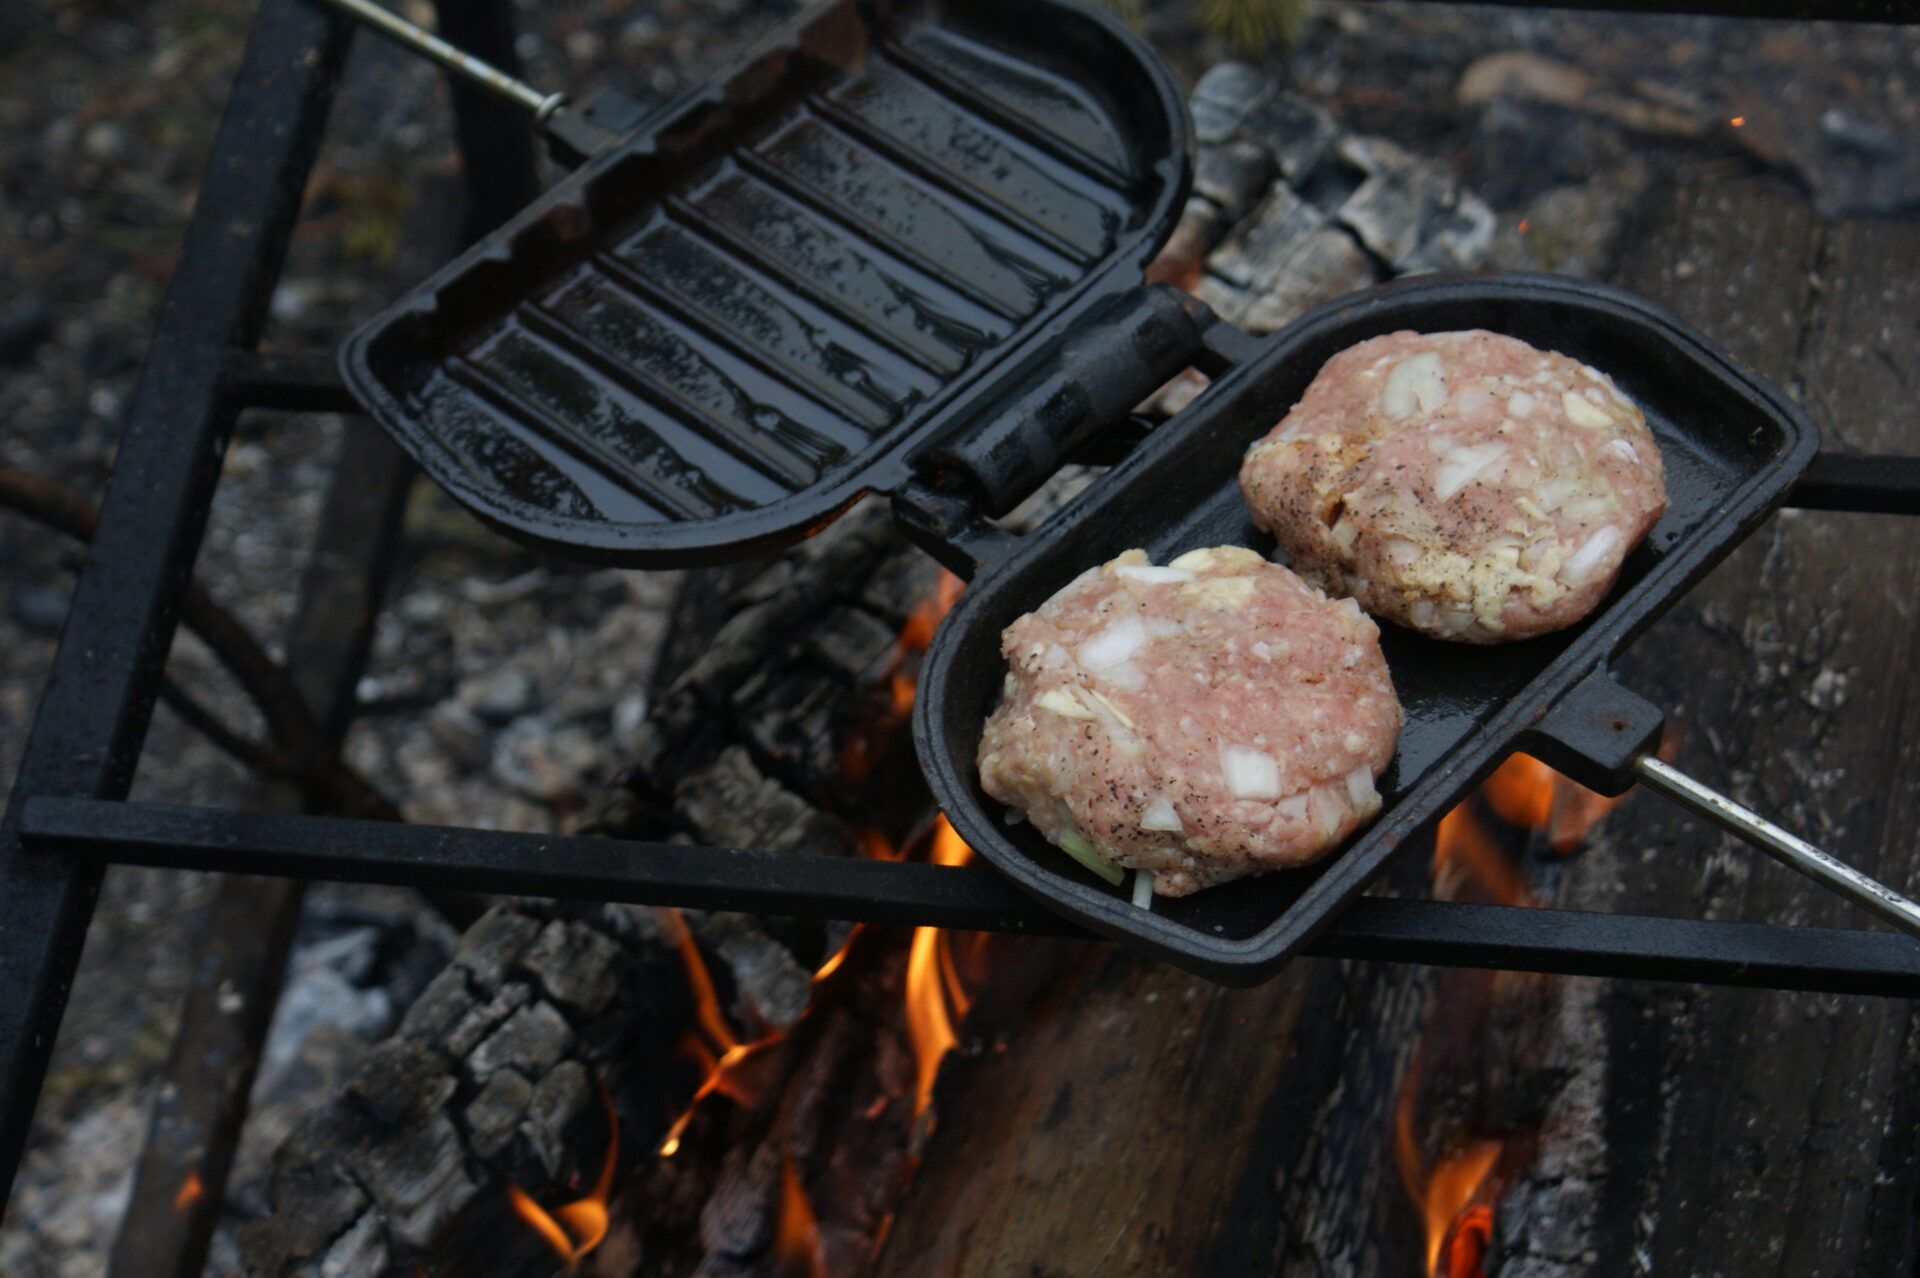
(338, 0), (1190, 565)
(912, 272), (1820, 985)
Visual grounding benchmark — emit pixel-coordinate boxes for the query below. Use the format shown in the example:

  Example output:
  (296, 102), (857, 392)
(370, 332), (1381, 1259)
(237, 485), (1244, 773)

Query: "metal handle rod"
(318, 0), (566, 125)
(1634, 755), (1920, 942)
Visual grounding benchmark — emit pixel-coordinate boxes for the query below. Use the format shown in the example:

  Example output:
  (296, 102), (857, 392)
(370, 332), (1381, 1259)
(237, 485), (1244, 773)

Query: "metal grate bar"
(1785, 451), (1920, 514)
(21, 798), (1920, 998)
(0, 1), (352, 1205)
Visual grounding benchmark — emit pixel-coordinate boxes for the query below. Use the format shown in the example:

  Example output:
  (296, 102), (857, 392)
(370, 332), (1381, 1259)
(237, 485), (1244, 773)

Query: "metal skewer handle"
(1634, 754), (1920, 941)
(319, 0), (567, 125)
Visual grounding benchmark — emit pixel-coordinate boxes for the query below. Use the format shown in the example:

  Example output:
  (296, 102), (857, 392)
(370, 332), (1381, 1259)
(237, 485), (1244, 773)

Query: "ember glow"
(172, 1168), (204, 1212)
(657, 906), (777, 1158)
(1394, 1077), (1503, 1278)
(1482, 749), (1641, 854)
(773, 1153), (827, 1278)
(509, 1077), (619, 1267)
(1397, 751), (1617, 1276)
(906, 818), (977, 1116)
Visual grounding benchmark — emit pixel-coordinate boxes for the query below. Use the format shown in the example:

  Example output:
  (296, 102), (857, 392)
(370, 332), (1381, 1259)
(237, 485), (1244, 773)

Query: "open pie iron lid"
(339, 0), (1191, 565)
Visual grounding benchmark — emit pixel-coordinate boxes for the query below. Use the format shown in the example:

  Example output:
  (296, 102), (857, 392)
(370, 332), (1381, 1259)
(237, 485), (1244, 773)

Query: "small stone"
(80, 120), (133, 163)
(9, 583), (68, 635)
(464, 1069), (534, 1159)
(426, 702), (491, 771)
(468, 1002), (574, 1085)
(491, 717), (604, 803)
(458, 666), (537, 723)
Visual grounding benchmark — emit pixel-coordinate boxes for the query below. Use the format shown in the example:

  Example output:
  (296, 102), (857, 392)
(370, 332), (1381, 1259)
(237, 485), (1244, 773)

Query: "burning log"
(237, 501), (1008, 1277)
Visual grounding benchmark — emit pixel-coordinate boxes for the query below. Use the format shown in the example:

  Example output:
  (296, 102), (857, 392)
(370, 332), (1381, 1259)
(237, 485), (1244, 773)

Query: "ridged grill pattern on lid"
(386, 20), (1151, 537)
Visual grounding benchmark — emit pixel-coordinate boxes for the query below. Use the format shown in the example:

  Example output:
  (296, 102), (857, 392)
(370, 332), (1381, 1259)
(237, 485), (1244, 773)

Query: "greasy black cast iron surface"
(341, 0), (1190, 564)
(917, 274), (1820, 983)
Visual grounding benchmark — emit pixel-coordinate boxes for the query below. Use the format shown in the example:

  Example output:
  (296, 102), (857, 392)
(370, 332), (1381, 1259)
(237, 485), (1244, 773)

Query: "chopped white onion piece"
(1131, 869), (1155, 910)
(1275, 793), (1311, 822)
(1309, 785), (1346, 838)
(1077, 616), (1146, 670)
(1036, 688), (1096, 720)
(1558, 525), (1626, 587)
(1041, 644), (1072, 668)
(1601, 438), (1640, 464)
(1408, 599), (1438, 629)
(1139, 794), (1183, 832)
(1434, 441), (1510, 501)
(1219, 744), (1283, 800)
(1561, 390), (1614, 430)
(1382, 351), (1449, 420)
(1330, 517), (1359, 555)
(1096, 660), (1146, 691)
(1082, 686), (1138, 728)
(1456, 387), (1493, 415)
(1385, 539), (1422, 566)
(1534, 477), (1573, 511)
(1115, 564), (1196, 584)
(1508, 390), (1537, 418)
(1344, 766), (1378, 810)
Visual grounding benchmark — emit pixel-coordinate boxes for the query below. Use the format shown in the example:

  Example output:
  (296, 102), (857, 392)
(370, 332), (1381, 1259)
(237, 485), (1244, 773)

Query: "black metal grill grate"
(4, 0), (1920, 1208)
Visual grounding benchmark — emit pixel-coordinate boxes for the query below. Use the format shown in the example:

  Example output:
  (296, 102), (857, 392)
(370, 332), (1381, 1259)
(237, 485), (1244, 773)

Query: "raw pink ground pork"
(975, 547), (1402, 898)
(1239, 330), (1667, 643)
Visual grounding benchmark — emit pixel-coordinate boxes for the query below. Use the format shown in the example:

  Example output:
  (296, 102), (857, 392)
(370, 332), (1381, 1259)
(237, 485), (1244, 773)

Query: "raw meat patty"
(976, 547), (1402, 898)
(1239, 330), (1667, 643)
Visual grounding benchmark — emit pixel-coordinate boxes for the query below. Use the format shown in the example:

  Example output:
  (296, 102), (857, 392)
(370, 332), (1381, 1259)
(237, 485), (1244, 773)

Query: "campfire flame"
(773, 1153), (828, 1278)
(1397, 749), (1636, 1276)
(508, 1076), (619, 1268)
(1481, 751), (1634, 855)
(906, 818), (976, 1117)
(657, 906), (781, 1159)
(639, 562), (972, 1278)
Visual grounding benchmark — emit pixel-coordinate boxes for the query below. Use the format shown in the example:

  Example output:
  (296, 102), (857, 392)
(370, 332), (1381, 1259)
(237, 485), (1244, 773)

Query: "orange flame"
(1395, 1051), (1504, 1278)
(773, 1153), (827, 1278)
(509, 1077), (619, 1268)
(172, 1169), (204, 1212)
(1482, 751), (1636, 854)
(657, 908), (792, 1157)
(1433, 804), (1533, 908)
(906, 819), (976, 1116)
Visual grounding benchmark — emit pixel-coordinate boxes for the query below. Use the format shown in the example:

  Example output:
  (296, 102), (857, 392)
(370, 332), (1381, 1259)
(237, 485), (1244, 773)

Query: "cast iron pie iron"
(323, 0), (1920, 980)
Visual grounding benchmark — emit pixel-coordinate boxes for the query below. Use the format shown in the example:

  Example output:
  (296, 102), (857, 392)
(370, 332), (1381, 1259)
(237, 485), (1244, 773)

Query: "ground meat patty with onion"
(976, 547), (1401, 898)
(1239, 330), (1667, 643)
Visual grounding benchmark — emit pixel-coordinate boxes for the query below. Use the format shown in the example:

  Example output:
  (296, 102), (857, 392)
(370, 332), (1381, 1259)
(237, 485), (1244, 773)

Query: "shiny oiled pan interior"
(912, 274), (1819, 984)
